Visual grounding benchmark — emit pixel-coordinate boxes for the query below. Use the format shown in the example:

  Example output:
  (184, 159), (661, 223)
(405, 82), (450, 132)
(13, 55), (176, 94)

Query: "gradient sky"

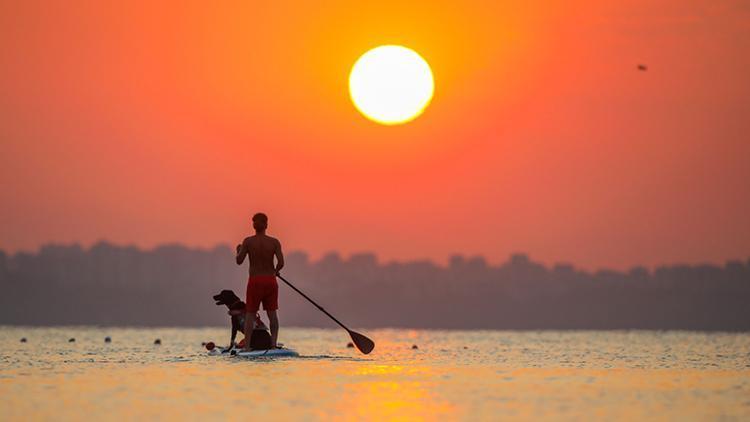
(1, 1), (749, 269)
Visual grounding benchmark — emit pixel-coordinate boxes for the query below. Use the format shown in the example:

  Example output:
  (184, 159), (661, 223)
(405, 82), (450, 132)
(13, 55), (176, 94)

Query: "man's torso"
(244, 234), (278, 276)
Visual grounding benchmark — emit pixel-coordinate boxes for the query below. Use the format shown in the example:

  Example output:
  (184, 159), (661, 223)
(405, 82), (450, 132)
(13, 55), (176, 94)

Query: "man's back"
(243, 234), (281, 276)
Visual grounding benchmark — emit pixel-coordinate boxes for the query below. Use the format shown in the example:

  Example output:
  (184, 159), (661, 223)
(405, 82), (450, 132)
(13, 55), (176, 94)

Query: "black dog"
(213, 289), (272, 350)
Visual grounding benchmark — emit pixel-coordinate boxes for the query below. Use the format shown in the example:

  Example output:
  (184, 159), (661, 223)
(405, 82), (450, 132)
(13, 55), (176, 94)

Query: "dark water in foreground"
(1, 327), (749, 420)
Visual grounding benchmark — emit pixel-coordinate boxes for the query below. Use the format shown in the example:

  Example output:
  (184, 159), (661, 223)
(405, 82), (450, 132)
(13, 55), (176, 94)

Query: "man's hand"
(236, 241), (247, 265)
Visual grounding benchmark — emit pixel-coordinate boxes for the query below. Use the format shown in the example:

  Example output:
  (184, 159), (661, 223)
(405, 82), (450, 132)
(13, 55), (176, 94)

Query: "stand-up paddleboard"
(232, 348), (299, 358)
(206, 344), (299, 358)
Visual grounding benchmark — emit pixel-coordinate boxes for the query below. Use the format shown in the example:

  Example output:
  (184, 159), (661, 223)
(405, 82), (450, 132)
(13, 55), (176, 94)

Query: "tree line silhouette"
(1, 242), (748, 330)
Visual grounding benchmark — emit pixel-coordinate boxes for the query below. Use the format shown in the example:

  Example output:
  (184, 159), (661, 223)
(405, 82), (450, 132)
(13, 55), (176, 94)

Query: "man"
(236, 212), (284, 350)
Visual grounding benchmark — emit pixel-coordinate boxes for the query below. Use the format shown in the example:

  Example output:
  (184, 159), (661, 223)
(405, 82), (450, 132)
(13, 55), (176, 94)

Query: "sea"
(1, 327), (749, 421)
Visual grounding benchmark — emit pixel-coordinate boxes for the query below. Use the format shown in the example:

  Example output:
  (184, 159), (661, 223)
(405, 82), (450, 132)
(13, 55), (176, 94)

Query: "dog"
(213, 289), (272, 350)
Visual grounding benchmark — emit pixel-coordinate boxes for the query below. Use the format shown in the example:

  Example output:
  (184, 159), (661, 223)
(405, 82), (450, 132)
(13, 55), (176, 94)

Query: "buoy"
(346, 342), (355, 348)
(20, 337), (27, 343)
(104, 336), (111, 343)
(69, 338), (75, 343)
(411, 344), (418, 350)
(205, 342), (215, 351)
(201, 342), (206, 346)
(154, 339), (161, 345)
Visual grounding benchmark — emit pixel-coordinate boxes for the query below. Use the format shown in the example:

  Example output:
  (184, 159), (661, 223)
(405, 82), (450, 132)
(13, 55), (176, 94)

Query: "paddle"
(277, 274), (375, 354)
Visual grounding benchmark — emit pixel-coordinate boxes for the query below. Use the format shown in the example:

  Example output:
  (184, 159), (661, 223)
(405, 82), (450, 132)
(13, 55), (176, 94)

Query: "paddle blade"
(348, 330), (375, 354)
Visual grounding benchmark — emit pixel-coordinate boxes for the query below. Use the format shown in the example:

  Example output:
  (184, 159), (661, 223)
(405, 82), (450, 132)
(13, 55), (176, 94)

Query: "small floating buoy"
(463, 346), (468, 349)
(346, 342), (354, 348)
(104, 336), (111, 343)
(201, 342), (206, 346)
(68, 338), (75, 343)
(154, 338), (161, 345)
(205, 342), (215, 351)
(20, 337), (27, 343)
(411, 344), (418, 350)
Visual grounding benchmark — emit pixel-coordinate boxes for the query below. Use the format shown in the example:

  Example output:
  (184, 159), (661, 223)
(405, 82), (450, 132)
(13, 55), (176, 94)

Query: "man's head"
(252, 212), (268, 232)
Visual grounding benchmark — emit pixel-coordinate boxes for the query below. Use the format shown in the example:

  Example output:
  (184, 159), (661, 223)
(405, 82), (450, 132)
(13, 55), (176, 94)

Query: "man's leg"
(243, 312), (256, 351)
(267, 310), (279, 348)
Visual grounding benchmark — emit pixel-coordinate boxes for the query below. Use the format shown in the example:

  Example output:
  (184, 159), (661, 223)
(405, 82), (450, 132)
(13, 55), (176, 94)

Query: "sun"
(349, 45), (434, 125)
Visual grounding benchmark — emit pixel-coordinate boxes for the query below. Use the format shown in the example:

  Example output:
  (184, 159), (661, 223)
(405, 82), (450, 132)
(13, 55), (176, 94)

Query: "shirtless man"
(236, 213), (284, 350)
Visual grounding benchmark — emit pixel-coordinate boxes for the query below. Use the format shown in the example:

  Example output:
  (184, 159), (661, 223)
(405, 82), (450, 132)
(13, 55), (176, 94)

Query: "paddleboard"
(234, 348), (299, 358)
(208, 347), (299, 358)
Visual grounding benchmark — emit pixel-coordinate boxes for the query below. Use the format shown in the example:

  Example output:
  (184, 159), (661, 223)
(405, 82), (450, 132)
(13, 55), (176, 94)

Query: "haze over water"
(2, 327), (749, 420)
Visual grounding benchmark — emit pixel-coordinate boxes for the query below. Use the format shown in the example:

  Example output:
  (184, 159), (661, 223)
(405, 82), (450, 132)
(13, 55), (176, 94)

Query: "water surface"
(1, 327), (749, 420)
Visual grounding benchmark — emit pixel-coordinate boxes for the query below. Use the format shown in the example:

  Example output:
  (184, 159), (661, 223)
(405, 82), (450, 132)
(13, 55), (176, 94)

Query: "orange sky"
(1, 1), (749, 270)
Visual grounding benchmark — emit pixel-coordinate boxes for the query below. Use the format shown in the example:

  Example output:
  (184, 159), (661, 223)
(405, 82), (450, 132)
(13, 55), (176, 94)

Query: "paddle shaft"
(276, 274), (351, 332)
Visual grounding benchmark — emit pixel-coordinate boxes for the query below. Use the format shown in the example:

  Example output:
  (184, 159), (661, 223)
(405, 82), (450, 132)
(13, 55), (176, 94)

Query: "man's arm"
(236, 239), (248, 265)
(274, 239), (285, 274)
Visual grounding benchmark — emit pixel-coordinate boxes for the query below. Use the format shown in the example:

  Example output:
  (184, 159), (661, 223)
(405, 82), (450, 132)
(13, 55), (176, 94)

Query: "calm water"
(1, 327), (749, 421)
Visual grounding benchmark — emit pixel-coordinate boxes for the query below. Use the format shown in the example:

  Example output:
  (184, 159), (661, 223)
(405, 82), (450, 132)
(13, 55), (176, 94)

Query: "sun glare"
(349, 45), (434, 125)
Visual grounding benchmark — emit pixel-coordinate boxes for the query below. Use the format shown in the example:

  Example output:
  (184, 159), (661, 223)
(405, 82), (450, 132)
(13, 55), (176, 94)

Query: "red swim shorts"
(246, 275), (278, 313)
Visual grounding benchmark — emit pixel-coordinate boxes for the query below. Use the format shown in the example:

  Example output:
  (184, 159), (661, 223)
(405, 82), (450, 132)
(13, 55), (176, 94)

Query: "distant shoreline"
(2, 242), (749, 331)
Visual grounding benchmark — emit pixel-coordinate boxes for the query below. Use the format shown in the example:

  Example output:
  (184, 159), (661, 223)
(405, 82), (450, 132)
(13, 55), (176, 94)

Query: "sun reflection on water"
(330, 380), (457, 421)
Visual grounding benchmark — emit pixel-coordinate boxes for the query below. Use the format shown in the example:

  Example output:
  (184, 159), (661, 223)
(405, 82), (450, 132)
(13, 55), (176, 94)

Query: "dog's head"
(213, 289), (243, 309)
